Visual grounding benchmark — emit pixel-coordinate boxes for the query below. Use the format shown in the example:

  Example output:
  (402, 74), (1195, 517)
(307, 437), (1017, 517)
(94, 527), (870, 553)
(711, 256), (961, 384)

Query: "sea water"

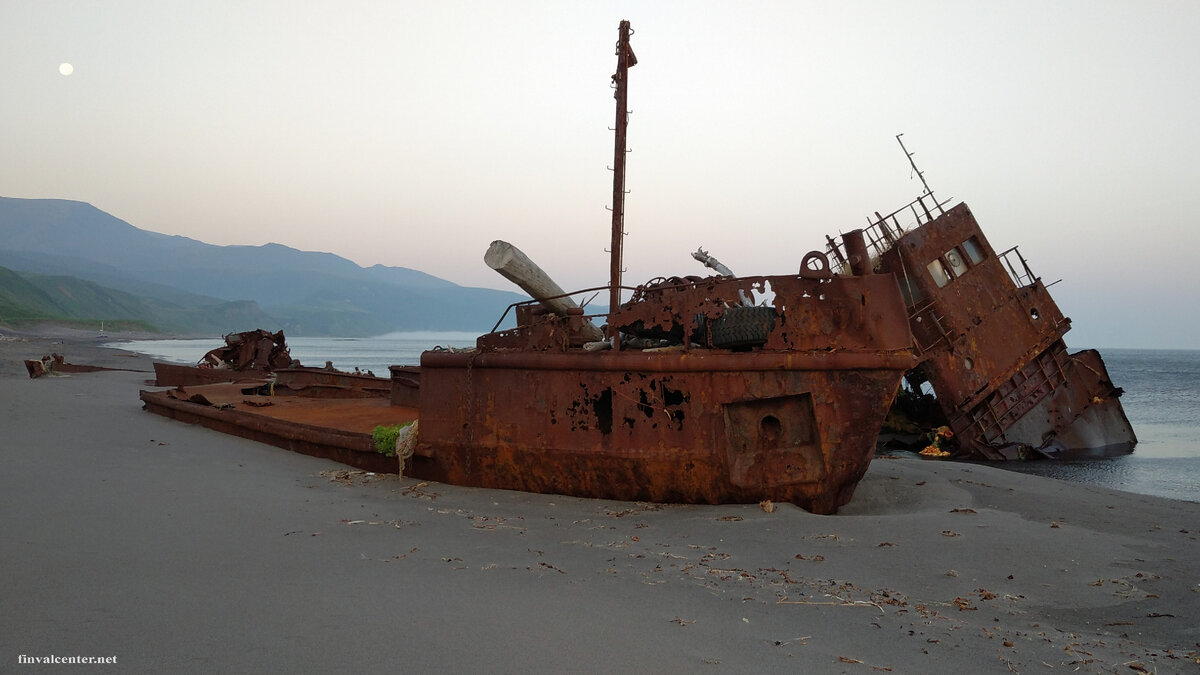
(999, 348), (1200, 503)
(112, 336), (1199, 503)
(111, 331), (479, 376)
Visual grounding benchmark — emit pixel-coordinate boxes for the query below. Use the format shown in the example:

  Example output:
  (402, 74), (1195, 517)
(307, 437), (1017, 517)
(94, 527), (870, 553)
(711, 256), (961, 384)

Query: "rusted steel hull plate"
(415, 349), (912, 514)
(153, 362), (263, 387)
(139, 388), (407, 474)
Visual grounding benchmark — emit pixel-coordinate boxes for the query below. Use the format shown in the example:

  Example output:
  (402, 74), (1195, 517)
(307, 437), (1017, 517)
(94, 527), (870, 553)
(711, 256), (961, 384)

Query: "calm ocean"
(1000, 348), (1200, 503)
(112, 331), (479, 377)
(111, 336), (1199, 504)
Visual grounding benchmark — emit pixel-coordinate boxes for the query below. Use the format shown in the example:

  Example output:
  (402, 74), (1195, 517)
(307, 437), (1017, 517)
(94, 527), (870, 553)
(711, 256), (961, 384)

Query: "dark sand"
(2, 329), (1198, 673)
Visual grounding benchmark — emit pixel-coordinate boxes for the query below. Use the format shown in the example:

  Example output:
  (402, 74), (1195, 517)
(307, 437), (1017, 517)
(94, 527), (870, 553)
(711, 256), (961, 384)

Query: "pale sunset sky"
(2, 1), (1197, 348)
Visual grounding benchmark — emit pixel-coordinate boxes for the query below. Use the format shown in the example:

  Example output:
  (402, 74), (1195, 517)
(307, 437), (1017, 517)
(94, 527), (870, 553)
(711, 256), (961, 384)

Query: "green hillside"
(0, 266), (63, 323)
(0, 265), (277, 335)
(0, 197), (525, 336)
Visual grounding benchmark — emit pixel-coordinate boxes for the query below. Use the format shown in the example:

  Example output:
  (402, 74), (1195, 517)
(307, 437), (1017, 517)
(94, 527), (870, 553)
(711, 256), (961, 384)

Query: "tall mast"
(608, 20), (635, 341)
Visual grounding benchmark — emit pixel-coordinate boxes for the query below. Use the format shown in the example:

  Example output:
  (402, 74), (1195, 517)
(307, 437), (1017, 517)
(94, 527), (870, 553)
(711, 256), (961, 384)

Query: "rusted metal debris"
(825, 153), (1136, 460)
(410, 23), (916, 515)
(25, 356), (52, 378)
(154, 328), (394, 396)
(25, 353), (120, 378)
(271, 367), (390, 399)
(154, 332), (394, 398)
(144, 381), (404, 474)
(153, 329), (298, 386)
(140, 22), (917, 514)
(418, 263), (916, 514)
(139, 21), (1137, 517)
(199, 329), (295, 372)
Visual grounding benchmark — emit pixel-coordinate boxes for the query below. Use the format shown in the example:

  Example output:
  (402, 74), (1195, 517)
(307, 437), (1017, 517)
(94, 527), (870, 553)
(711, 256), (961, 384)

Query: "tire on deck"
(709, 306), (777, 349)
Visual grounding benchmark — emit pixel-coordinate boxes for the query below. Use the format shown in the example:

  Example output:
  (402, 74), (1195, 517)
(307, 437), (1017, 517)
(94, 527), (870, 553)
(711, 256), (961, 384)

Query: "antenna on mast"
(896, 133), (934, 197)
(896, 133), (945, 220)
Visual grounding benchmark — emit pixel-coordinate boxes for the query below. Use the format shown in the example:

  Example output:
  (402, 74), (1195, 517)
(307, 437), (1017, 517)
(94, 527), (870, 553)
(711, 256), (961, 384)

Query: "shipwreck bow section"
(830, 191), (1137, 460)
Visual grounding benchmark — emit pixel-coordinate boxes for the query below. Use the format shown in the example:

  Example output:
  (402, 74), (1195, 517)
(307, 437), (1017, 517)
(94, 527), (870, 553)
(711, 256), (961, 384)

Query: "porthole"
(761, 415), (782, 444)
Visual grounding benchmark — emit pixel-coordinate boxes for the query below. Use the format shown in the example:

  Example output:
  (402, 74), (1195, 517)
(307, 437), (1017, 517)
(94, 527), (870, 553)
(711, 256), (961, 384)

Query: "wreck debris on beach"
(24, 352), (132, 378)
(138, 20), (1136, 513)
(151, 329), (298, 387)
(150, 328), (394, 399)
(830, 138), (1136, 461)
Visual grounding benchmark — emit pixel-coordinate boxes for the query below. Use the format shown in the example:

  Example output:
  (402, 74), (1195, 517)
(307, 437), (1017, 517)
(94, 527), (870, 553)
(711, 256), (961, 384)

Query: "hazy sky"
(3, 1), (1198, 348)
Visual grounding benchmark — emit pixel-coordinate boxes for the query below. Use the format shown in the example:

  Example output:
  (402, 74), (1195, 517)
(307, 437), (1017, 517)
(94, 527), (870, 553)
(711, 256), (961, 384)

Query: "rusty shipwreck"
(829, 137), (1136, 461)
(140, 21), (1134, 513)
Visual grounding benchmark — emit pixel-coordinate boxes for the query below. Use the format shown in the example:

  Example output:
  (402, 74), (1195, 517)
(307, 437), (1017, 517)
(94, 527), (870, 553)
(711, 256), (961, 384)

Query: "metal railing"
(824, 192), (955, 271)
(998, 246), (1037, 288)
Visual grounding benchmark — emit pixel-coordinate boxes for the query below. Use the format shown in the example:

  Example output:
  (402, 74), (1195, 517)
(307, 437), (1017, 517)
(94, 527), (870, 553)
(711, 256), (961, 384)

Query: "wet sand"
(2, 330), (1198, 673)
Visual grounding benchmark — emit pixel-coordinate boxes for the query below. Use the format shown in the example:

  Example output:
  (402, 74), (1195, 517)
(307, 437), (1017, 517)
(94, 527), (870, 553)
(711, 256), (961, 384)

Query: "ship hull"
(415, 348), (912, 514)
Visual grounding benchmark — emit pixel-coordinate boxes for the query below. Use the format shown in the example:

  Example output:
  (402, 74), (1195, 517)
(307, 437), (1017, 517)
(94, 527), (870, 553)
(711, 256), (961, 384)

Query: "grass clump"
(372, 421), (414, 456)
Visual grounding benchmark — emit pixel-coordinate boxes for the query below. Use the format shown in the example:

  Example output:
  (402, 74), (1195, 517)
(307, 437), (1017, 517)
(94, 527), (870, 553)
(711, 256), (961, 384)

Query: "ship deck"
(140, 382), (415, 473)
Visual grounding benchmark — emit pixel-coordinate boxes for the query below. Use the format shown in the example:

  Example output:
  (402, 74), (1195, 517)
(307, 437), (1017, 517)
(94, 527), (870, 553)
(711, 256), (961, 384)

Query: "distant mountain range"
(0, 196), (526, 336)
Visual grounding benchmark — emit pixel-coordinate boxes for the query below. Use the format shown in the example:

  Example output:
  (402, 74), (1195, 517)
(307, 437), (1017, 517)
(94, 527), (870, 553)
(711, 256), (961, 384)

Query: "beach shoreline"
(2, 333), (1197, 672)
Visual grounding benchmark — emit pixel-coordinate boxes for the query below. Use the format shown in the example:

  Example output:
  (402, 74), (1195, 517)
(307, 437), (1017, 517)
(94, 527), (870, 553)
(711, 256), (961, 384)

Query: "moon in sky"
(59, 63), (73, 76)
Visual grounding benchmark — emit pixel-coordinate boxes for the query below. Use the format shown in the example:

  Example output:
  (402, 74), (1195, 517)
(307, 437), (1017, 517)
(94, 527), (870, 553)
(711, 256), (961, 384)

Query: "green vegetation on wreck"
(372, 422), (415, 456)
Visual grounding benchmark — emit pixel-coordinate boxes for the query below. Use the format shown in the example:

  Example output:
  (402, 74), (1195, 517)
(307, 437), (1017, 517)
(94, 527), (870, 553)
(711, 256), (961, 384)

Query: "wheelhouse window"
(961, 237), (985, 265)
(927, 237), (986, 289)
(927, 259), (952, 288)
(945, 248), (968, 277)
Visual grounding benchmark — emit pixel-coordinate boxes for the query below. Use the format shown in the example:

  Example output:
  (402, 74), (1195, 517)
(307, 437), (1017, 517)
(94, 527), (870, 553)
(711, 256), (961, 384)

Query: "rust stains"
(857, 199), (1136, 460)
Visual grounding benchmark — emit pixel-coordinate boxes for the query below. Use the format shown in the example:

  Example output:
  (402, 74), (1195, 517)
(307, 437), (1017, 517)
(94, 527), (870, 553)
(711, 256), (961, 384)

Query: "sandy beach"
(1, 329), (1198, 673)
